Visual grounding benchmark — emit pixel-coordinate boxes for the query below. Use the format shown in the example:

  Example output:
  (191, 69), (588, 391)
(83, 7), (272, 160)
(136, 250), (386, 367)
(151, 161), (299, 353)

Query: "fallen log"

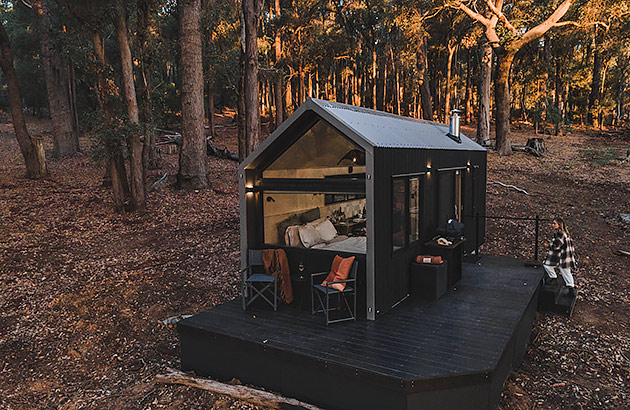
(155, 368), (323, 410)
(207, 139), (238, 161)
(489, 181), (530, 195)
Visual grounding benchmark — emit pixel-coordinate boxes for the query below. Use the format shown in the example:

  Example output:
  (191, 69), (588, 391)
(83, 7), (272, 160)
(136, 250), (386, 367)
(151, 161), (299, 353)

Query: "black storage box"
(410, 261), (448, 301)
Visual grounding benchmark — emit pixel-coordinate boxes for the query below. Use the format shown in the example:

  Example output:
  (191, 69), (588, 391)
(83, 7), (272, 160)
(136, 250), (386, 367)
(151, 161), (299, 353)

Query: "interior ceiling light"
(337, 149), (365, 166)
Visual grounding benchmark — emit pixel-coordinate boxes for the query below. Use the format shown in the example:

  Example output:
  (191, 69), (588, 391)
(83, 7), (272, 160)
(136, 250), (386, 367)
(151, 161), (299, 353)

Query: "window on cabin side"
(392, 178), (406, 252)
(409, 177), (420, 244)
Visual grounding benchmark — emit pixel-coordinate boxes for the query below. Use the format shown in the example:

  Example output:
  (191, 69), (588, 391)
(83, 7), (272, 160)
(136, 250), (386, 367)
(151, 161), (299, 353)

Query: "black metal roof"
(310, 99), (485, 151)
(240, 98), (485, 171)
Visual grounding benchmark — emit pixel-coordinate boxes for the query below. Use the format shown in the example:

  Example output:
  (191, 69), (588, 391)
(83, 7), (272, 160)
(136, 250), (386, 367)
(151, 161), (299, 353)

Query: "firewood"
(155, 368), (323, 410)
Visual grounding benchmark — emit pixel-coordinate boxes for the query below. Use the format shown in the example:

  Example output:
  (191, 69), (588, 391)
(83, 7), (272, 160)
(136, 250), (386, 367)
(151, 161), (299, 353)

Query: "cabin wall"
(372, 147), (487, 317)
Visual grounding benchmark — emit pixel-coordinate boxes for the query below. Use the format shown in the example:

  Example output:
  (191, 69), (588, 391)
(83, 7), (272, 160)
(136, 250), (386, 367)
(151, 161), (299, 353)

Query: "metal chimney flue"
(448, 109), (462, 143)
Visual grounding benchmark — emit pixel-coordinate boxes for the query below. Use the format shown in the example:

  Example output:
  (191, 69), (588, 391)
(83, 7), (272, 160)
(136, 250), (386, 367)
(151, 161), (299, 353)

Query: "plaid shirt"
(544, 230), (577, 268)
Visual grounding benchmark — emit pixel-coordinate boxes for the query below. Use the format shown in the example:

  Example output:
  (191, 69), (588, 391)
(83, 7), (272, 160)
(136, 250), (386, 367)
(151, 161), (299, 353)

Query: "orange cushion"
(322, 255), (355, 291)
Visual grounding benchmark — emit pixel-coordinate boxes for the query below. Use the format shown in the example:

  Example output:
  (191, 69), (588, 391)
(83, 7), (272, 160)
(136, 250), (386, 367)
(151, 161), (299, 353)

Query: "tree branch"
(554, 20), (610, 30)
(512, 0), (574, 50)
(483, 0), (518, 36)
(452, 1), (492, 27)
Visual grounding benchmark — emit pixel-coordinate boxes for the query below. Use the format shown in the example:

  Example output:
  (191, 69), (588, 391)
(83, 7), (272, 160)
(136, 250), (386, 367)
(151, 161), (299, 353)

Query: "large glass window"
(263, 120), (365, 179)
(263, 192), (366, 252)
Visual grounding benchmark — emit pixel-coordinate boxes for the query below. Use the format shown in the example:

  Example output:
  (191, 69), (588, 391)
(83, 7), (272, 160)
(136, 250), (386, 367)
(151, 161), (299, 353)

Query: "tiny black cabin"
(239, 98), (487, 320)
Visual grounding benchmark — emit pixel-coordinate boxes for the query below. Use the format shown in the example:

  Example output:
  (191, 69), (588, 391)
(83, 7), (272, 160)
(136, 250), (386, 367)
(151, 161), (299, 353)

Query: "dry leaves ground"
(0, 116), (629, 409)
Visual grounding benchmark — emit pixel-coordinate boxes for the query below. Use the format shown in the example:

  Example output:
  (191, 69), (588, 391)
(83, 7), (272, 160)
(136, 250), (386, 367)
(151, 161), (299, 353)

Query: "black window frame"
(391, 173), (424, 254)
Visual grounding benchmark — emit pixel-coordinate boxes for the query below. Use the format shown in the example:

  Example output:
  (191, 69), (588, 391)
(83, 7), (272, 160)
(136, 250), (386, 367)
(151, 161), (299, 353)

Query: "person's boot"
(545, 276), (558, 286)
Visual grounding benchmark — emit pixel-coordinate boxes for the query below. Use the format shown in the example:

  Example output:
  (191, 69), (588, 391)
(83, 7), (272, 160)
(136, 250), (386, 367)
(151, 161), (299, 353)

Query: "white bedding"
(311, 236), (367, 253)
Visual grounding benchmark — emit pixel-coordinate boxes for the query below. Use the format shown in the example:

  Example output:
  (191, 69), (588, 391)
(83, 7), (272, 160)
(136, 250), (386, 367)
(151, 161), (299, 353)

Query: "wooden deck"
(178, 255), (543, 410)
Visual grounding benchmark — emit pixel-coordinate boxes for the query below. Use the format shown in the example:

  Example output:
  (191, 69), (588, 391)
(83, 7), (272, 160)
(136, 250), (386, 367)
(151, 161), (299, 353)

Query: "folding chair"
(242, 249), (280, 311)
(311, 260), (357, 325)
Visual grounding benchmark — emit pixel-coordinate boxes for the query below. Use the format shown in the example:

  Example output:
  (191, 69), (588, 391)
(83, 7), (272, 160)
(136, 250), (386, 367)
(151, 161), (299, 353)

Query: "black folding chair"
(311, 260), (357, 325)
(242, 249), (280, 311)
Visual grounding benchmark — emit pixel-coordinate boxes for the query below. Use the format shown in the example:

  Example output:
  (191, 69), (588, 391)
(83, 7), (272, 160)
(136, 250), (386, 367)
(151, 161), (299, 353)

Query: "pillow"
(298, 223), (322, 248)
(315, 219), (338, 242)
(301, 208), (321, 223)
(322, 255), (343, 286)
(322, 255), (355, 291)
(284, 225), (303, 247)
(277, 214), (302, 245)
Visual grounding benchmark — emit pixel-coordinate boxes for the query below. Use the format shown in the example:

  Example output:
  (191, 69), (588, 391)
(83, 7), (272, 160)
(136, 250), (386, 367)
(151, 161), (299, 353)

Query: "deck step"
(538, 282), (577, 317)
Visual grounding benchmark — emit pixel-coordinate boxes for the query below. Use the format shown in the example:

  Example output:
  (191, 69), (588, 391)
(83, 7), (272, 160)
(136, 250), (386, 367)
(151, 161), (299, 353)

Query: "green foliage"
(88, 112), (144, 162)
(152, 82), (180, 125)
(0, 1), (47, 111)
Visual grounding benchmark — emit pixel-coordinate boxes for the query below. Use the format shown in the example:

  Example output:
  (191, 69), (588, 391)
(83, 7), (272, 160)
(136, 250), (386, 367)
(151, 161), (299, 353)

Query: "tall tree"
(114, 0), (146, 210)
(137, 0), (159, 170)
(272, 0), (283, 128)
(0, 22), (48, 178)
(32, 0), (79, 158)
(92, 29), (131, 211)
(419, 37), (433, 120)
(455, 0), (575, 154)
(177, 0), (208, 189)
(476, 41), (492, 145)
(242, 0), (262, 152)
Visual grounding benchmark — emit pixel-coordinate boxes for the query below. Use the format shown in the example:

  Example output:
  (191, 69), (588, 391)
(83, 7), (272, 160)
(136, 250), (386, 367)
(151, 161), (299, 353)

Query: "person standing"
(543, 217), (577, 297)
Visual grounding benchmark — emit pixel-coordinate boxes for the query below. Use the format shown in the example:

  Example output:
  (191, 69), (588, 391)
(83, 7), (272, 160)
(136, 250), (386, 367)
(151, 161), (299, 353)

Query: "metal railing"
(468, 213), (551, 261)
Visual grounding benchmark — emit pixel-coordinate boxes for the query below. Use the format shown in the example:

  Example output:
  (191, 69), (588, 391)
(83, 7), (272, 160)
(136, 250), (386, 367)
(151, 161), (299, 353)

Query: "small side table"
(423, 238), (466, 287)
(291, 273), (310, 311)
(410, 261), (448, 300)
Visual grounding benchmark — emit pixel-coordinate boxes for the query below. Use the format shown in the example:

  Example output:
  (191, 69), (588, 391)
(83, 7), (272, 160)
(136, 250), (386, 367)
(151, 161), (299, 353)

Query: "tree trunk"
(391, 48), (400, 115)
(0, 24), (48, 178)
(418, 38), (433, 121)
(32, 0), (78, 158)
(138, 0), (159, 169)
(476, 43), (492, 146)
(243, 0), (262, 153)
(92, 30), (130, 211)
(382, 57), (387, 111)
(463, 48), (472, 124)
(208, 76), (216, 138)
(615, 57), (627, 125)
(177, 0), (208, 189)
(298, 64), (305, 104)
(372, 49), (377, 109)
(494, 51), (515, 155)
(445, 41), (457, 120)
(237, 11), (247, 160)
(273, 0), (283, 127)
(115, 0), (146, 210)
(588, 29), (604, 127)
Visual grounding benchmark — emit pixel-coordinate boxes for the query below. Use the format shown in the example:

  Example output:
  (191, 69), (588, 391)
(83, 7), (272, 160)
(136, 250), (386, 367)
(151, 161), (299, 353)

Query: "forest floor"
(1, 113), (629, 410)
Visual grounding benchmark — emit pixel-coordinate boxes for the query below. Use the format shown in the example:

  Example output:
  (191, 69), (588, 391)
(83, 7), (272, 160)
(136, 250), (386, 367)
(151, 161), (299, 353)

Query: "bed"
(281, 211), (367, 254)
(312, 236), (366, 253)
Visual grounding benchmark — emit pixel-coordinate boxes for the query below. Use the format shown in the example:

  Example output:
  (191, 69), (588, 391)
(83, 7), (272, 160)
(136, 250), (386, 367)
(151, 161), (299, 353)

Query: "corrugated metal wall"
(372, 147), (487, 317)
